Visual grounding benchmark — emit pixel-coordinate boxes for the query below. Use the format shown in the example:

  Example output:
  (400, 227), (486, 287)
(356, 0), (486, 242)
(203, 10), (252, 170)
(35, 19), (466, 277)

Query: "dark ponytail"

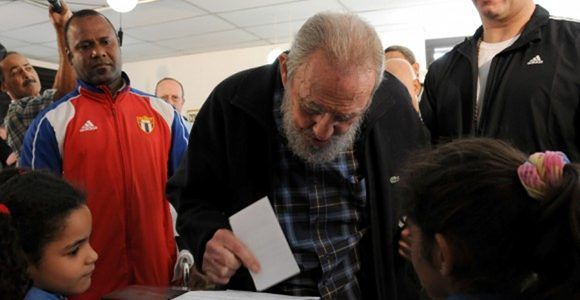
(528, 164), (580, 299)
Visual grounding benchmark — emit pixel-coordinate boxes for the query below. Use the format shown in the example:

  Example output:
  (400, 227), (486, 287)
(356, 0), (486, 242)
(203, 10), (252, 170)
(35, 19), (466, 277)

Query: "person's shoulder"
(22, 89), (57, 112)
(127, 87), (153, 98)
(211, 63), (277, 100)
(217, 63), (275, 92)
(547, 15), (580, 27)
(32, 89), (81, 124)
(128, 88), (177, 119)
(370, 72), (420, 121)
(378, 71), (411, 100)
(546, 15), (580, 36)
(127, 88), (168, 107)
(42, 88), (57, 100)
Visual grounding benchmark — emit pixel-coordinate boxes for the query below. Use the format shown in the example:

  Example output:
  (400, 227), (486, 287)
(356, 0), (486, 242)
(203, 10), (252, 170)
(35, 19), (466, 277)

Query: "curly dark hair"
(0, 214), (29, 299)
(0, 168), (85, 297)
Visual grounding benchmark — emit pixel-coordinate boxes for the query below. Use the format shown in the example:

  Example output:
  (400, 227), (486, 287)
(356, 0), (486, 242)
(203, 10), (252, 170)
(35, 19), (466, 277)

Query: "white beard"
(280, 91), (363, 165)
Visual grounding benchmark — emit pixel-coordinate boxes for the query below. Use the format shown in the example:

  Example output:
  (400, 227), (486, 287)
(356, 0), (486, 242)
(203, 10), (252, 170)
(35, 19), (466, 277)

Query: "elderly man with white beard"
(169, 12), (428, 300)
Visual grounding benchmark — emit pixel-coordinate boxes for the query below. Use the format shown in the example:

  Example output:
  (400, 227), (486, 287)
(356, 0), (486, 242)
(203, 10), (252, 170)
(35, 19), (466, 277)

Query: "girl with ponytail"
(401, 138), (579, 299)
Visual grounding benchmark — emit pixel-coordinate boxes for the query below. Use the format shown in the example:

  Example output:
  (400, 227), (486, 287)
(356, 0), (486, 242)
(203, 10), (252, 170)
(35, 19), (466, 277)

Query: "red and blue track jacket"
(20, 73), (189, 298)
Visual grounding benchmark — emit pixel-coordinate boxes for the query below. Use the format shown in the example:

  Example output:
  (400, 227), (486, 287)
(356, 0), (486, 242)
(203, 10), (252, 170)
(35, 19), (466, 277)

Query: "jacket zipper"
(109, 92), (132, 279)
(477, 55), (500, 135)
(471, 44), (480, 134)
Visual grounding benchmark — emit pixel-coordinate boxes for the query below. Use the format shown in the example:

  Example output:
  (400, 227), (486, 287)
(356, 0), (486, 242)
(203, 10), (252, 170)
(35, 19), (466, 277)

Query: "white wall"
(124, 43), (289, 112)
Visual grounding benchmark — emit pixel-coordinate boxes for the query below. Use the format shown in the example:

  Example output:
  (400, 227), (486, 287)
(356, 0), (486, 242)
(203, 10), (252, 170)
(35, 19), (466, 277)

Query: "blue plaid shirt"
(271, 89), (368, 299)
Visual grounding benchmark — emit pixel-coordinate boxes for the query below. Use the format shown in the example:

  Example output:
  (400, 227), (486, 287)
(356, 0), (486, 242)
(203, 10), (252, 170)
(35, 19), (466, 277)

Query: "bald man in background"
(384, 45), (420, 78)
(385, 58), (421, 112)
(156, 77), (193, 133)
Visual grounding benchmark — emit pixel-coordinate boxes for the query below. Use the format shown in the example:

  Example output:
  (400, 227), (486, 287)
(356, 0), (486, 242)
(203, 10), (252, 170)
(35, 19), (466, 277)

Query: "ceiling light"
(107, 0), (138, 13)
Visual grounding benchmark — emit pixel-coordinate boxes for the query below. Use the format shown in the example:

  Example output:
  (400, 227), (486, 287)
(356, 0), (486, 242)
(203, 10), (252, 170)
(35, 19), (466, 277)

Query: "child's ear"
(434, 233), (454, 276)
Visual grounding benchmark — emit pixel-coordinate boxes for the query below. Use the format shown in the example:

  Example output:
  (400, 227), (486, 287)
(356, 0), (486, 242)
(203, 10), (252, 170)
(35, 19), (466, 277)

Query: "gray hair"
(286, 12), (384, 92)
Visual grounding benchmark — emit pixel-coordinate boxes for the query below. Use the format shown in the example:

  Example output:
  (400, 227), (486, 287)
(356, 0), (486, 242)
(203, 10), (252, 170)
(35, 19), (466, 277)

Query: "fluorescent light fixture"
(107, 0), (138, 13)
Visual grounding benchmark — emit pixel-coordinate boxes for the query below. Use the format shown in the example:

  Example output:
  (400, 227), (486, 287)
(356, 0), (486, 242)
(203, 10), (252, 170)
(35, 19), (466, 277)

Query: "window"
(425, 37), (467, 67)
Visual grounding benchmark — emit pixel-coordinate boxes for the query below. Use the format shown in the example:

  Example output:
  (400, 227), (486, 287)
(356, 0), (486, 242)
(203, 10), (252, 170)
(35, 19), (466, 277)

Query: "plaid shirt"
(271, 91), (368, 299)
(4, 89), (55, 154)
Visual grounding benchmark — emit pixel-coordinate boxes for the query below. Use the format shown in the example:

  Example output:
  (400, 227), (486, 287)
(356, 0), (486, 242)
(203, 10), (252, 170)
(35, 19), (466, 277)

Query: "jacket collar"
(230, 61), (279, 130)
(76, 71), (131, 100)
(229, 59), (392, 136)
(458, 5), (549, 58)
(360, 72), (397, 136)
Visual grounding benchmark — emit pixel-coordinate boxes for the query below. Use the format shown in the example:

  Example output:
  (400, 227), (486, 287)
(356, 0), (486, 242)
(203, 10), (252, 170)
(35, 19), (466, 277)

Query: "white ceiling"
(1, 0), (579, 64)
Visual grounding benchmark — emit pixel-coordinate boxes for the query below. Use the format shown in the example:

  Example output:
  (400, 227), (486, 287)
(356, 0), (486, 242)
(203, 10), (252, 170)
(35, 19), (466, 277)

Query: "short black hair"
(64, 9), (118, 50)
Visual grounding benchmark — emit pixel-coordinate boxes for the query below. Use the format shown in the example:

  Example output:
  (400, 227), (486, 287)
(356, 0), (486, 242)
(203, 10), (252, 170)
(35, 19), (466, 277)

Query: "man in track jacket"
(20, 10), (188, 298)
(421, 1), (580, 161)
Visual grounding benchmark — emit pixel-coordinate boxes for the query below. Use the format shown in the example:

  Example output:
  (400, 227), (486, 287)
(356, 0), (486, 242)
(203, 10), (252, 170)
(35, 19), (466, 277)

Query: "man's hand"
(202, 229), (260, 285)
(49, 0), (72, 29)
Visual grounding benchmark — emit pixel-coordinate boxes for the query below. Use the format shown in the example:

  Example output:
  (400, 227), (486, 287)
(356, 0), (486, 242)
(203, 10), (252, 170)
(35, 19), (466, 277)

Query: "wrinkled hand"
(398, 226), (412, 261)
(49, 0), (72, 29)
(202, 229), (260, 285)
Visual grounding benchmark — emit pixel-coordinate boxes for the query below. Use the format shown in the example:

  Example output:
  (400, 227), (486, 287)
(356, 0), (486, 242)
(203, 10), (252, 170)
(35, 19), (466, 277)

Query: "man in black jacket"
(421, 0), (580, 161)
(170, 12), (428, 300)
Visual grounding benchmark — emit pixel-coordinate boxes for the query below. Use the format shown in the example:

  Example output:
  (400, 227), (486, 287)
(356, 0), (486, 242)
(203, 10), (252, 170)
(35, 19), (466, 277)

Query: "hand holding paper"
(229, 197), (300, 291)
(202, 229), (260, 285)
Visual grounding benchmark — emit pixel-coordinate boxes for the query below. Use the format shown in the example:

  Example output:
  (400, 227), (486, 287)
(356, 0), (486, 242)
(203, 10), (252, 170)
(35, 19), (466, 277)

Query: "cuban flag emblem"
(137, 116), (155, 133)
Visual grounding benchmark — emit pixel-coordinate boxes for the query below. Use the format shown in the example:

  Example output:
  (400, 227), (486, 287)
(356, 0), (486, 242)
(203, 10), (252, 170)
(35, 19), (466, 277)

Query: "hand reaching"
(202, 229), (260, 285)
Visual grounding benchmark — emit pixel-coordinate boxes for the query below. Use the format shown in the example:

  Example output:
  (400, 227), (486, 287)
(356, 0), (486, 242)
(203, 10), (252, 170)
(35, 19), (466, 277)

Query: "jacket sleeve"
(19, 114), (62, 174)
(419, 68), (438, 144)
(168, 110), (189, 177)
(172, 85), (232, 269)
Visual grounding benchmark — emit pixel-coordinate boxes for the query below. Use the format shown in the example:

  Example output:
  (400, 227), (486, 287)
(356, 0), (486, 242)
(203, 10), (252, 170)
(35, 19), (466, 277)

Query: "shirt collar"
(25, 286), (66, 300)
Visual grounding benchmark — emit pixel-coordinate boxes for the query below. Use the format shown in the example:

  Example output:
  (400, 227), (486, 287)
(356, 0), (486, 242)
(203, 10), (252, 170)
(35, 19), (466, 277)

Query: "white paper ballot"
(174, 290), (319, 300)
(229, 197), (300, 291)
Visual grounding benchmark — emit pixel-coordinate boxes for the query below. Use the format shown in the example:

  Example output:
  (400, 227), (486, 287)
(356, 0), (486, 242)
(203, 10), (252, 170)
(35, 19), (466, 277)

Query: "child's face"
(29, 205), (98, 295)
